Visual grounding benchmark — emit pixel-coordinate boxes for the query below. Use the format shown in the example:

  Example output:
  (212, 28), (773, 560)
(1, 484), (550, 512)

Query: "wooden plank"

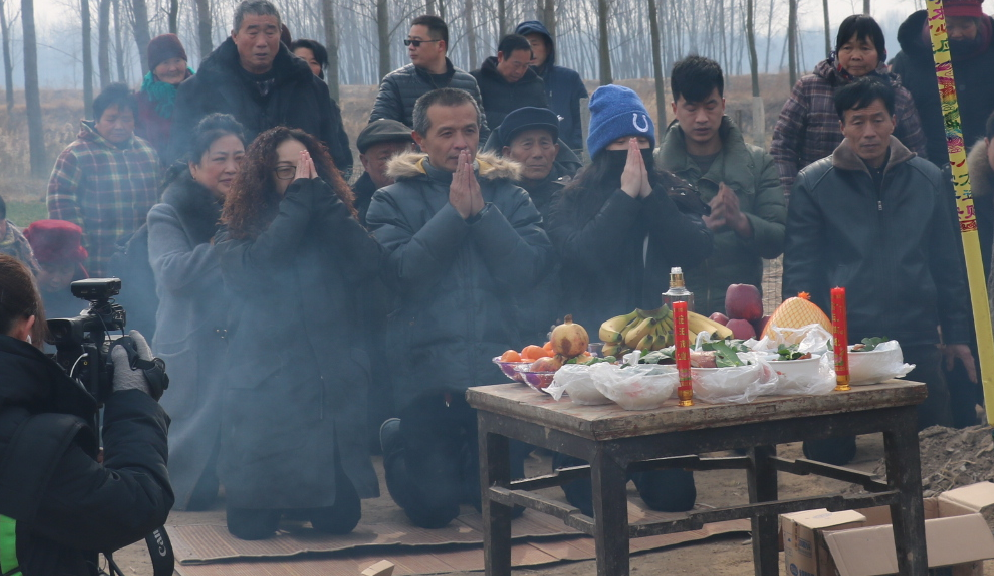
(466, 380), (927, 440)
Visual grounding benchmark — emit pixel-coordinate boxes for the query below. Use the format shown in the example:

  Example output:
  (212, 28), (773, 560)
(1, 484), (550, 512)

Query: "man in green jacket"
(655, 56), (786, 315)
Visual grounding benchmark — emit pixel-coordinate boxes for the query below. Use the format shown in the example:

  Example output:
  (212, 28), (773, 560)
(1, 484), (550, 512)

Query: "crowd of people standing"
(0, 0), (989, 552)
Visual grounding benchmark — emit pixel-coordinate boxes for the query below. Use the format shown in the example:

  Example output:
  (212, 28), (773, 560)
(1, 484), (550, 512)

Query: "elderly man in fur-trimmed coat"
(365, 88), (553, 530)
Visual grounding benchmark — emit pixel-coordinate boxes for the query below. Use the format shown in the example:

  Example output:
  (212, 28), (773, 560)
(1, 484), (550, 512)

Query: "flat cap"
(497, 107), (560, 148)
(356, 119), (415, 154)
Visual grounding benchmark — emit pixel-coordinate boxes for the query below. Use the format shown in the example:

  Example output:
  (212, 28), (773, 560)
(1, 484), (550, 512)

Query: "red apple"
(751, 314), (771, 336)
(709, 312), (730, 326)
(726, 318), (757, 340)
(725, 284), (763, 320)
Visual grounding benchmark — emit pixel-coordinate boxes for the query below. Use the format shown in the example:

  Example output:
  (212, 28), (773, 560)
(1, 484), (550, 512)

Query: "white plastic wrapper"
(771, 353), (837, 396)
(749, 324), (832, 354)
(590, 362), (680, 411)
(544, 364), (613, 405)
(848, 341), (915, 385)
(691, 353), (779, 404)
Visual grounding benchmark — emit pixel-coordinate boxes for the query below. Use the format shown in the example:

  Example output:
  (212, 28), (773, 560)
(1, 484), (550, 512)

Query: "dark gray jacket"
(369, 58), (490, 140)
(783, 137), (971, 347)
(471, 56), (548, 130)
(146, 172), (226, 510)
(365, 152), (553, 410)
(214, 178), (382, 508)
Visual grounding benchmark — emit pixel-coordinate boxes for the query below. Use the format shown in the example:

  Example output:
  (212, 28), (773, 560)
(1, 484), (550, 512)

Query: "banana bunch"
(687, 311), (734, 341)
(599, 306), (675, 353)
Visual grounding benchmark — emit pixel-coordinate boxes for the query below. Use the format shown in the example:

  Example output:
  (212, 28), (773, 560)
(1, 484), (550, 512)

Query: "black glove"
(111, 330), (169, 401)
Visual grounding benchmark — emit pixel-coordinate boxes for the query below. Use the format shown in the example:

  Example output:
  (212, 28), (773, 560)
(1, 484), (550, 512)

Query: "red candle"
(674, 301), (694, 406)
(831, 287), (850, 391)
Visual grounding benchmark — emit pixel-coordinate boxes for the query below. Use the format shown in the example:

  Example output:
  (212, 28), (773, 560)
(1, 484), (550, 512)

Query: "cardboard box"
(820, 483), (994, 576)
(782, 509), (865, 576)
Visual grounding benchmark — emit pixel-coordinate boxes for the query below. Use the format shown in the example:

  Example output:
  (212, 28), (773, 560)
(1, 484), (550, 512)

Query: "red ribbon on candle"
(831, 287), (850, 391)
(673, 301), (694, 406)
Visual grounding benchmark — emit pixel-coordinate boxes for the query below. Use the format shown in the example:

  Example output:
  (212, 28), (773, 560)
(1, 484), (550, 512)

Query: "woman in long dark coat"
(214, 127), (381, 540)
(148, 114), (245, 511)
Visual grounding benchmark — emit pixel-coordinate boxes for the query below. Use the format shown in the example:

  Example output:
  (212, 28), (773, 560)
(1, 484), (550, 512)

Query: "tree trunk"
(541, 0), (555, 38)
(22, 0), (45, 178)
(746, 0), (759, 97)
(596, 0), (611, 84)
(322, 0), (340, 102)
(787, 0), (797, 86)
(647, 0), (666, 127)
(426, 0), (435, 15)
(497, 0), (506, 38)
(465, 0), (477, 69)
(130, 0), (151, 76)
(863, 0), (869, 14)
(0, 0), (14, 113)
(195, 0), (212, 62)
(98, 0), (111, 88)
(822, 0), (831, 58)
(82, 0), (93, 118)
(376, 0), (389, 78)
(113, 0), (126, 81)
(167, 0), (177, 33)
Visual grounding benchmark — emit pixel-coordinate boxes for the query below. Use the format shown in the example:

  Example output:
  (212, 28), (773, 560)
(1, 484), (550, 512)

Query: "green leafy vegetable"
(852, 337), (890, 352)
(776, 344), (808, 361)
(712, 341), (745, 367)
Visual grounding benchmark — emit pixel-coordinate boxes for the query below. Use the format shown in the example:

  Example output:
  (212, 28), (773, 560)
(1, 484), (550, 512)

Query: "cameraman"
(0, 254), (172, 575)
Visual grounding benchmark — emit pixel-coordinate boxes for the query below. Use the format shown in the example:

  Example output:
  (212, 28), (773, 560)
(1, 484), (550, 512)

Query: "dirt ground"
(112, 433), (983, 576)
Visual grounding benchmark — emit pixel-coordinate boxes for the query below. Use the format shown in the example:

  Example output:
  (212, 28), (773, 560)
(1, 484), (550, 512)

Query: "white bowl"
(769, 355), (822, 381)
(847, 343), (911, 385)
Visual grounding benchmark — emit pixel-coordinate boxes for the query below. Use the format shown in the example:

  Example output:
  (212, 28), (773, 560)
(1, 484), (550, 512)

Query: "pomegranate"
(550, 314), (589, 358)
(531, 355), (564, 372)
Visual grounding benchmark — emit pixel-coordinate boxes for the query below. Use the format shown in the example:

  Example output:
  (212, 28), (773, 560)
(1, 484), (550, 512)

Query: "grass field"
(6, 198), (47, 229)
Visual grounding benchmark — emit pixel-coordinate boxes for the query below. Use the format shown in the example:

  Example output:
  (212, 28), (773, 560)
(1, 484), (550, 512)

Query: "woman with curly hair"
(215, 127), (382, 540)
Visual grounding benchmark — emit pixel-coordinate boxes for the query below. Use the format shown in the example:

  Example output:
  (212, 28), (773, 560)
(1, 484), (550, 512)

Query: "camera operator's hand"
(111, 330), (160, 398)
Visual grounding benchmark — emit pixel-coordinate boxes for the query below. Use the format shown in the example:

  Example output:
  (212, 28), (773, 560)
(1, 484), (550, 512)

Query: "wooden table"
(467, 380), (929, 576)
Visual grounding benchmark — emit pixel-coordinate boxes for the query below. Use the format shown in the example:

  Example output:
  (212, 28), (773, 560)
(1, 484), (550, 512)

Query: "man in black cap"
(353, 119), (416, 226)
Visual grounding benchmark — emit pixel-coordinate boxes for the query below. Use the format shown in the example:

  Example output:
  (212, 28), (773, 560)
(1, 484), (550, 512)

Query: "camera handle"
(108, 337), (169, 401)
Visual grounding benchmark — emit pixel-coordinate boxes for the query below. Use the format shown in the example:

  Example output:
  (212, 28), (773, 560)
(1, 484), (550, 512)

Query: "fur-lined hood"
(385, 151), (522, 182)
(967, 139), (993, 198)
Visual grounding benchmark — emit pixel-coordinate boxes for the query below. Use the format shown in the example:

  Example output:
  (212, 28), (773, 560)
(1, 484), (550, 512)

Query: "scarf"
(140, 67), (192, 120)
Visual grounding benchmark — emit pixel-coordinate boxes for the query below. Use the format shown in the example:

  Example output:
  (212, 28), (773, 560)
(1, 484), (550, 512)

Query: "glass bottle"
(662, 267), (695, 312)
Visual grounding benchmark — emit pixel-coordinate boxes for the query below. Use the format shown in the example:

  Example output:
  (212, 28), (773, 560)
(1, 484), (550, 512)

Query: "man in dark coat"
(353, 119), (416, 226)
(366, 88), (552, 529)
(783, 77), (973, 465)
(471, 34), (549, 131)
(168, 0), (352, 173)
(370, 15), (489, 140)
(515, 20), (589, 152)
(0, 255), (171, 575)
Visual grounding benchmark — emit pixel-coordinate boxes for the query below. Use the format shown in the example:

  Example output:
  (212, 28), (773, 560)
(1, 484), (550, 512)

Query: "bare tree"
(426, 0), (435, 15)
(465, 0), (478, 69)
(322, 0), (340, 101)
(167, 0), (177, 33)
(596, 0), (610, 84)
(82, 0), (93, 118)
(863, 0), (869, 14)
(377, 0), (389, 78)
(22, 0), (44, 177)
(195, 0), (211, 62)
(746, 0), (759, 97)
(787, 0), (797, 86)
(822, 0), (830, 59)
(537, 0), (554, 37)
(0, 0), (14, 113)
(497, 0), (506, 38)
(98, 0), (111, 87)
(130, 0), (152, 75)
(647, 0), (665, 126)
(113, 0), (126, 81)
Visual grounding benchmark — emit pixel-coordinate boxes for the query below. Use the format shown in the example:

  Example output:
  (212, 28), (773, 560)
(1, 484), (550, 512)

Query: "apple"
(726, 318), (757, 340)
(709, 312), (730, 326)
(751, 314), (771, 336)
(725, 284), (763, 320)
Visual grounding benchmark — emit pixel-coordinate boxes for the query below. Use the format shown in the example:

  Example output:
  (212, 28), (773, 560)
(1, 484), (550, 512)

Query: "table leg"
(479, 422), (512, 576)
(748, 444), (779, 576)
(590, 446), (629, 576)
(884, 409), (928, 576)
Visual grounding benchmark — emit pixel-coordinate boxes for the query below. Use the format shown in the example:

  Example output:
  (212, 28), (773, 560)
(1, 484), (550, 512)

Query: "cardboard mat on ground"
(171, 519), (751, 576)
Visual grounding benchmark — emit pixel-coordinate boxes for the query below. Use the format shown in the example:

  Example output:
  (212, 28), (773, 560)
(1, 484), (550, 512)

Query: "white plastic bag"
(772, 353), (837, 396)
(545, 364), (613, 405)
(750, 324), (832, 354)
(590, 362), (680, 410)
(691, 354), (779, 404)
(848, 340), (915, 385)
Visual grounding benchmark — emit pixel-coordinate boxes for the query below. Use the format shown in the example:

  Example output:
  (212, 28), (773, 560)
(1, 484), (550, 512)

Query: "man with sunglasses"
(370, 15), (489, 140)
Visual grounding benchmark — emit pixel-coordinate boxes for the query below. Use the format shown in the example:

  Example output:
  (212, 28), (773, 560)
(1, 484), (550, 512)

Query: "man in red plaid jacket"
(47, 83), (159, 277)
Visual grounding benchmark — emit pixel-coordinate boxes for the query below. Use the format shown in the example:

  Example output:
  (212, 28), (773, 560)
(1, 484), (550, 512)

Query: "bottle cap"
(671, 267), (683, 275)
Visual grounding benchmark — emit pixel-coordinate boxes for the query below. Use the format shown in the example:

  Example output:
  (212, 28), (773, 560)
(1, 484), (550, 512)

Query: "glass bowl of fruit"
(493, 353), (530, 383)
(516, 369), (558, 391)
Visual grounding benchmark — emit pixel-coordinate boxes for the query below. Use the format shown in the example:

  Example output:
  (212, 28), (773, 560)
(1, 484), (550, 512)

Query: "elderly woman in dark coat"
(147, 114), (245, 511)
(214, 126), (382, 540)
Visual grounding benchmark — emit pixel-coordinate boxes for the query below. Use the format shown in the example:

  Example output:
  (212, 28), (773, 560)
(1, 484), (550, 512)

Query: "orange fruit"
(522, 345), (547, 360)
(543, 341), (554, 353)
(500, 350), (522, 362)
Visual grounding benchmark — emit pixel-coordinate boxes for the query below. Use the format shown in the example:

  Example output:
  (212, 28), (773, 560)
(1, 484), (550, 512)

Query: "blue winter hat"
(586, 84), (655, 158)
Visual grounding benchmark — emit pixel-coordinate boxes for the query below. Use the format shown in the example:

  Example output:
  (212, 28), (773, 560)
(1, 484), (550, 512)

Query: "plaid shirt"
(0, 221), (40, 277)
(770, 59), (928, 198)
(47, 122), (159, 277)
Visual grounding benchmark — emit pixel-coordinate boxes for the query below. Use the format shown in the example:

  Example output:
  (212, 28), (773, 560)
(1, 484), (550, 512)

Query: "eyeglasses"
(404, 38), (441, 47)
(274, 166), (296, 180)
